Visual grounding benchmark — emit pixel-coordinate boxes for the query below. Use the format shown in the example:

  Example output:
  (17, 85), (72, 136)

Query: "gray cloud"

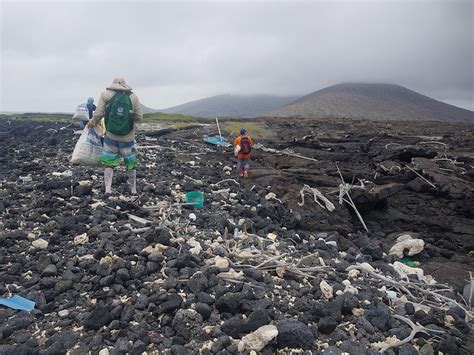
(1, 0), (472, 112)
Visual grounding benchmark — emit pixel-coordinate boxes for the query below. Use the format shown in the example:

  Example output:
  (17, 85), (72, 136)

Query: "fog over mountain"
(265, 83), (474, 123)
(160, 94), (298, 118)
(1, 1), (472, 112)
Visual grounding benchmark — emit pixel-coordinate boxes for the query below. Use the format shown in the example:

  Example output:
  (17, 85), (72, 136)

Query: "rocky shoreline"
(0, 119), (472, 354)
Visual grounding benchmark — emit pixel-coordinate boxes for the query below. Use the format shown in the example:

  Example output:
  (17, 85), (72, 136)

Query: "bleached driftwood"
(212, 188), (231, 194)
(380, 315), (444, 354)
(298, 184), (335, 211)
(128, 214), (152, 225)
(143, 201), (173, 211)
(384, 143), (402, 149)
(467, 272), (473, 307)
(131, 227), (152, 233)
(184, 175), (204, 185)
(347, 264), (474, 319)
(253, 143), (318, 162)
(405, 165), (437, 189)
(417, 141), (449, 150)
(379, 164), (402, 173)
(409, 284), (474, 319)
(346, 264), (413, 297)
(336, 165), (369, 232)
(231, 250), (330, 281)
(137, 144), (177, 151)
(211, 179), (240, 187)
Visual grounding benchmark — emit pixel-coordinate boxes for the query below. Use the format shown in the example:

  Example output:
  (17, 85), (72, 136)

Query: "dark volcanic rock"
(156, 298), (182, 315)
(277, 319), (315, 350)
(0, 119), (472, 353)
(74, 185), (92, 197)
(215, 292), (242, 314)
(340, 340), (367, 354)
(361, 244), (384, 261)
(195, 302), (212, 320)
(145, 228), (172, 245)
(398, 343), (419, 355)
(404, 302), (415, 315)
(41, 264), (58, 277)
(244, 309), (271, 333)
(172, 309), (203, 341)
(221, 317), (246, 338)
(83, 305), (112, 330)
(318, 316), (338, 334)
(187, 271), (208, 294)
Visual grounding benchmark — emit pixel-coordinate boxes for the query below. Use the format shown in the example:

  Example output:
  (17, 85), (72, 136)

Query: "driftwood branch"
(380, 315), (444, 354)
(137, 144), (177, 151)
(211, 179), (240, 187)
(336, 165), (369, 232)
(298, 184), (335, 211)
(346, 264), (412, 297)
(347, 264), (474, 319)
(253, 143), (318, 162)
(384, 143), (402, 149)
(405, 165), (437, 189)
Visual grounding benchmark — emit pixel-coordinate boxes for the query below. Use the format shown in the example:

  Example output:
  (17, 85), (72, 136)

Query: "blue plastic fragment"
(203, 136), (231, 147)
(0, 295), (35, 312)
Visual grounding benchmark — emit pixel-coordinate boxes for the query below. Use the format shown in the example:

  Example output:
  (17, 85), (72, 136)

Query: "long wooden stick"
(253, 143), (318, 162)
(405, 165), (437, 189)
(336, 165), (369, 232)
(215, 117), (223, 141)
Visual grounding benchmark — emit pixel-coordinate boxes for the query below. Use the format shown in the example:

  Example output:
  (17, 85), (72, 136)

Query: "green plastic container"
(186, 191), (204, 209)
(400, 258), (419, 267)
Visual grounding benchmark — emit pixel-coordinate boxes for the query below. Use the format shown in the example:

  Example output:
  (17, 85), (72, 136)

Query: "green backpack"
(105, 92), (134, 136)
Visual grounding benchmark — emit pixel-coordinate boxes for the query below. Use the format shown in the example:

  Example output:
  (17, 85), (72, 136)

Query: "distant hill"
(264, 83), (474, 123)
(160, 94), (299, 118)
(141, 104), (159, 114)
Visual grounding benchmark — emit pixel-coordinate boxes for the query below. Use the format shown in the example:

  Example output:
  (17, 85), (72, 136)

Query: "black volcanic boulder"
(83, 305), (112, 330)
(187, 271), (208, 294)
(215, 292), (243, 314)
(318, 316), (338, 334)
(172, 309), (203, 341)
(277, 319), (316, 350)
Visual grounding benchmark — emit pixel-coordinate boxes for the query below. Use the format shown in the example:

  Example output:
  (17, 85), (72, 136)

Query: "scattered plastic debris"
(389, 234), (425, 258)
(52, 170), (73, 177)
(19, 176), (32, 182)
(0, 295), (35, 312)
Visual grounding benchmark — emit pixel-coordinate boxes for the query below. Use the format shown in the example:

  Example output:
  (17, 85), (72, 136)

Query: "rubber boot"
(104, 168), (113, 194)
(128, 170), (137, 194)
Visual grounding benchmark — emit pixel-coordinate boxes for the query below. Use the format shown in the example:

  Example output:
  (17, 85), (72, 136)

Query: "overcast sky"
(1, 0), (473, 112)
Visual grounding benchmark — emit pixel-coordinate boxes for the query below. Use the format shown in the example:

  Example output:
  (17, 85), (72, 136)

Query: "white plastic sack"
(70, 126), (104, 166)
(234, 144), (241, 157)
(72, 103), (89, 122)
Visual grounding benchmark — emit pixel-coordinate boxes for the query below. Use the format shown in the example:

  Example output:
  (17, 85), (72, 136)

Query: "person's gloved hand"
(86, 120), (95, 129)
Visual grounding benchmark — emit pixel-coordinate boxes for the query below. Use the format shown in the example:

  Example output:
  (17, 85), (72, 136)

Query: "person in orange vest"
(233, 128), (254, 177)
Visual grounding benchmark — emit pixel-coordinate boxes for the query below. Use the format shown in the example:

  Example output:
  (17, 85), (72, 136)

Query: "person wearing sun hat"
(87, 78), (143, 195)
(233, 127), (254, 177)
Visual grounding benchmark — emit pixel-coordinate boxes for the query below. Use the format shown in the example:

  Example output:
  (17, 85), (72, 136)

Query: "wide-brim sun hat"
(107, 78), (133, 91)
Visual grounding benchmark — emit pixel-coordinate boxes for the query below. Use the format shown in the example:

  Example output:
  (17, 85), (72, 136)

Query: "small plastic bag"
(72, 103), (89, 122)
(70, 126), (104, 166)
(234, 144), (241, 157)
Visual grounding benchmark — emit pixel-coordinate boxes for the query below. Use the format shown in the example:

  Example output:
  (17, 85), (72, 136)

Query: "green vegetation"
(0, 112), (268, 137)
(0, 113), (71, 122)
(143, 112), (253, 130)
(0, 111), (250, 125)
(142, 112), (242, 123)
(221, 121), (273, 139)
(143, 112), (208, 122)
